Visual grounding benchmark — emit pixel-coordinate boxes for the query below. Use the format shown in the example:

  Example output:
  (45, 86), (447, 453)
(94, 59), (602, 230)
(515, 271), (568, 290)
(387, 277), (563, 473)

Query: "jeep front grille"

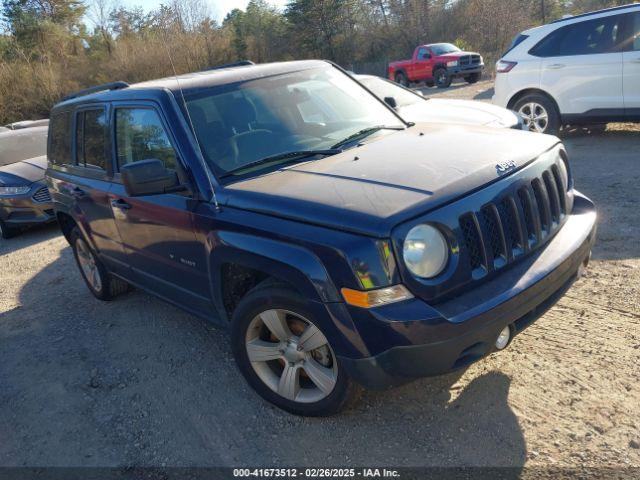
(459, 165), (569, 276)
(32, 186), (52, 203)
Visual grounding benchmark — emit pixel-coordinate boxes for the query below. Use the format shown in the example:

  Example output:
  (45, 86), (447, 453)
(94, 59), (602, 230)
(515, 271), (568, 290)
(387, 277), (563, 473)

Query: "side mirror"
(384, 96), (398, 109)
(121, 159), (183, 197)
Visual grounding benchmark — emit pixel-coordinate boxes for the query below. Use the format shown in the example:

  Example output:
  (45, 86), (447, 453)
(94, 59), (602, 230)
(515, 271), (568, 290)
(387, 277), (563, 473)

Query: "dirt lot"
(1, 81), (639, 472)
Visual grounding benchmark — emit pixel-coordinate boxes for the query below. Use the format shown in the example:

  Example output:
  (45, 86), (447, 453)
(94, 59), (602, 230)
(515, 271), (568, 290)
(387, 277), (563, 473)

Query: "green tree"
(2, 0), (85, 55)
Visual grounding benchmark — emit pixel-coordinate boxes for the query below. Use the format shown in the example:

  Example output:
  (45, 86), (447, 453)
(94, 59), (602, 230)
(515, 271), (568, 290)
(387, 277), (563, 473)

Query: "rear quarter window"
(502, 33), (529, 56)
(48, 111), (72, 165)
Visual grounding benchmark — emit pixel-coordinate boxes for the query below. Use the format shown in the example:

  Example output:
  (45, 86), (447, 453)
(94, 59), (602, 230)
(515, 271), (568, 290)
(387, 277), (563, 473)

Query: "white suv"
(493, 3), (640, 134)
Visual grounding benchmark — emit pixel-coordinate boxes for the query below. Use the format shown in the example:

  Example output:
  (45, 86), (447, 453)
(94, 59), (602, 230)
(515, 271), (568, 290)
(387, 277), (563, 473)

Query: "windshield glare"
(430, 43), (461, 55)
(184, 66), (404, 176)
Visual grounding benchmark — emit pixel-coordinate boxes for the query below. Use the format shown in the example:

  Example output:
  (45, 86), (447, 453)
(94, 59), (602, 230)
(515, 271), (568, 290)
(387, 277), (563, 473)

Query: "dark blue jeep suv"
(46, 60), (597, 416)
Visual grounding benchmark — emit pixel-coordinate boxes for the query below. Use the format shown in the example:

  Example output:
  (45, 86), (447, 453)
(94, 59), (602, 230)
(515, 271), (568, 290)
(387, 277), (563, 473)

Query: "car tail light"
(496, 60), (517, 73)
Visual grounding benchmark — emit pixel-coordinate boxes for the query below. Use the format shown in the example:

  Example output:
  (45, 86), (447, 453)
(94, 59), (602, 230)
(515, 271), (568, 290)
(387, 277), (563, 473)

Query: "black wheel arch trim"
(207, 231), (342, 322)
(507, 88), (560, 114)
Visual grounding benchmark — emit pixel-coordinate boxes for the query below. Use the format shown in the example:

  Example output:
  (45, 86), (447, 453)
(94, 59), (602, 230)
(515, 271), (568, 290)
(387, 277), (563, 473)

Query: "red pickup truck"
(388, 43), (484, 89)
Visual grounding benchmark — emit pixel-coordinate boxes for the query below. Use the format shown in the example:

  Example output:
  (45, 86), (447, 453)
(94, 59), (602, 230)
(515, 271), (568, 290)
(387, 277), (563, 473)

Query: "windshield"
(183, 66), (404, 177)
(430, 43), (461, 55)
(358, 76), (423, 108)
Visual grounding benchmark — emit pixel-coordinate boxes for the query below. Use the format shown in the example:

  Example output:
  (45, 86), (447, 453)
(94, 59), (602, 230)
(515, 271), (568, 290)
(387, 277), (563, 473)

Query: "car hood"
(224, 124), (559, 238)
(0, 156), (47, 187)
(439, 51), (479, 59)
(399, 99), (520, 128)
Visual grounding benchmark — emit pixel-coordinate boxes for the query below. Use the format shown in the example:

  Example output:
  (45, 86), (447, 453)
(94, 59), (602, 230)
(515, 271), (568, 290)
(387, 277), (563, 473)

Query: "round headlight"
(403, 224), (449, 278)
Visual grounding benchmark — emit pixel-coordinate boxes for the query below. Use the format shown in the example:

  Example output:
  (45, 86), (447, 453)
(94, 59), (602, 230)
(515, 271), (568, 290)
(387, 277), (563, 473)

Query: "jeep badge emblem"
(496, 160), (517, 175)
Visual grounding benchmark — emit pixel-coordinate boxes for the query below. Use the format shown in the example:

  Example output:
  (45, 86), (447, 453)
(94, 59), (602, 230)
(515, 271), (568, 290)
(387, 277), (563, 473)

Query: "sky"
(125, 0), (289, 22)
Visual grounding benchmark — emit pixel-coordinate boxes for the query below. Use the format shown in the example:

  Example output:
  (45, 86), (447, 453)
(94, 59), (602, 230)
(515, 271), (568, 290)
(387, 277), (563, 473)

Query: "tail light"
(496, 60), (517, 73)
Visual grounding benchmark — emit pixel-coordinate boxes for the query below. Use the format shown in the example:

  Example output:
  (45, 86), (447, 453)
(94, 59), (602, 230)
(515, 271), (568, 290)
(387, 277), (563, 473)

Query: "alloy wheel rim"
(245, 309), (338, 403)
(518, 102), (549, 133)
(76, 238), (102, 292)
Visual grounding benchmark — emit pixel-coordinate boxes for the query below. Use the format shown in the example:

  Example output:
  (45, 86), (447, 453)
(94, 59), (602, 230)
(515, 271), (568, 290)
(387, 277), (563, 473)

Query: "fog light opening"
(495, 325), (512, 350)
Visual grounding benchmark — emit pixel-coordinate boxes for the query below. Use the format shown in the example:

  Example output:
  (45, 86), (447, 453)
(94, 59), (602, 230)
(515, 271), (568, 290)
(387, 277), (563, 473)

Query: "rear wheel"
(231, 281), (359, 416)
(394, 72), (408, 87)
(434, 68), (452, 88)
(514, 93), (560, 135)
(464, 73), (481, 84)
(70, 227), (130, 300)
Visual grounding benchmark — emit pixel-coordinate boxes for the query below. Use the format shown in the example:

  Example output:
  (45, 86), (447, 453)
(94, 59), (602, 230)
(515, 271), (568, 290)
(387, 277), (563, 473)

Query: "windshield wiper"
(331, 125), (405, 149)
(220, 149), (342, 177)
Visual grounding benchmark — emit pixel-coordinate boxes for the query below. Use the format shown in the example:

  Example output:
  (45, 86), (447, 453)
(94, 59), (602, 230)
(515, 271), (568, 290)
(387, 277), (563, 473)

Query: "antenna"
(161, 30), (220, 211)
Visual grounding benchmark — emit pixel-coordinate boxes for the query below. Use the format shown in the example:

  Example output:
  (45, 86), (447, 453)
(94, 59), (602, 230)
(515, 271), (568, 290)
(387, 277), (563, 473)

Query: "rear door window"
(76, 109), (108, 170)
(531, 15), (624, 57)
(115, 108), (178, 171)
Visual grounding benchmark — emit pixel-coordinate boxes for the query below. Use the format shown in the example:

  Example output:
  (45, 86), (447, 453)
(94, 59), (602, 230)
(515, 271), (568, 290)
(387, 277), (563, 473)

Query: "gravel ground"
(1, 81), (639, 471)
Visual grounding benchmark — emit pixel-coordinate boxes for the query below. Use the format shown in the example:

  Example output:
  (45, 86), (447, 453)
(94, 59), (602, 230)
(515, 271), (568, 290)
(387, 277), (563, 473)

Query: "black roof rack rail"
(63, 81), (130, 101)
(204, 60), (255, 72)
(550, 3), (638, 24)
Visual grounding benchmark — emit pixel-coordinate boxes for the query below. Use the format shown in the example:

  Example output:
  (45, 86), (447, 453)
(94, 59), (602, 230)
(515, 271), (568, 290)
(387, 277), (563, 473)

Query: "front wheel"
(231, 282), (359, 416)
(394, 72), (408, 87)
(434, 68), (452, 88)
(514, 94), (560, 135)
(0, 220), (15, 239)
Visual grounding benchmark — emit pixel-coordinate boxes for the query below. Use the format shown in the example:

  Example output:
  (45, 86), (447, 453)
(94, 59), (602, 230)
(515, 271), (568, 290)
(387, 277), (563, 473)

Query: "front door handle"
(111, 199), (132, 211)
(547, 63), (565, 70)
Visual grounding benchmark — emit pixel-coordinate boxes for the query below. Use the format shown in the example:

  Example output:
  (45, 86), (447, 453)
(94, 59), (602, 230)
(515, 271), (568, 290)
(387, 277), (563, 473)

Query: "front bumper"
(0, 183), (55, 228)
(338, 192), (596, 389)
(449, 64), (484, 78)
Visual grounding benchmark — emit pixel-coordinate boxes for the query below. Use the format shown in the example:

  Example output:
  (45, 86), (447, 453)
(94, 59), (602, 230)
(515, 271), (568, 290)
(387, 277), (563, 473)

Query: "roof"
(132, 59), (326, 91)
(55, 60), (329, 109)
(549, 2), (638, 24)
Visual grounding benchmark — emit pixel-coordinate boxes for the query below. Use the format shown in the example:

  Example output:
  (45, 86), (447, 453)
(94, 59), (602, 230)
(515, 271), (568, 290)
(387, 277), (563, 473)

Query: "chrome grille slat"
(531, 178), (551, 236)
(32, 186), (51, 203)
(551, 164), (567, 215)
(543, 170), (561, 224)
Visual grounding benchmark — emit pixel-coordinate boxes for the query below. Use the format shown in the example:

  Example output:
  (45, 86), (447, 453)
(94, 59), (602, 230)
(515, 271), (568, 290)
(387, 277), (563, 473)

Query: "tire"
(394, 72), (408, 87)
(513, 93), (560, 135)
(434, 68), (452, 88)
(70, 227), (130, 301)
(0, 220), (15, 239)
(464, 73), (481, 84)
(231, 281), (359, 416)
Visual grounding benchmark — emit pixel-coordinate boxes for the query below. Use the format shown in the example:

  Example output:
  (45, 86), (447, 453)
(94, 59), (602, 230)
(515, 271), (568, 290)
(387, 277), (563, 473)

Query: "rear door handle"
(547, 63), (565, 70)
(111, 199), (132, 211)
